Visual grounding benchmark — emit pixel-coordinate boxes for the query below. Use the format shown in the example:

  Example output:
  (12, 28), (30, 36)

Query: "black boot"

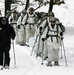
(54, 61), (59, 66)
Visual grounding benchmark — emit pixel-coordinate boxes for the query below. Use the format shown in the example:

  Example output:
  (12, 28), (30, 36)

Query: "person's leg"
(43, 40), (48, 60)
(26, 27), (30, 43)
(0, 51), (3, 66)
(4, 44), (10, 67)
(46, 46), (54, 66)
(0, 45), (3, 66)
(53, 48), (59, 66)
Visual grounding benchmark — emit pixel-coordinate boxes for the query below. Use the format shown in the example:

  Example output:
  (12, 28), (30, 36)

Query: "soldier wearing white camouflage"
(22, 7), (38, 44)
(9, 10), (18, 34)
(16, 11), (28, 46)
(41, 16), (64, 66)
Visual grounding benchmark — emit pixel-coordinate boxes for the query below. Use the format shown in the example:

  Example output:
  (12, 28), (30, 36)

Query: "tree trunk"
(25, 0), (30, 10)
(5, 0), (12, 16)
(48, 0), (54, 12)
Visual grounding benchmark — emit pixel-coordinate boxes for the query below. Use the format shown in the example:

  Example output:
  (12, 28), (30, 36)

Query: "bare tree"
(48, 0), (54, 12)
(25, 0), (30, 10)
(5, 0), (12, 16)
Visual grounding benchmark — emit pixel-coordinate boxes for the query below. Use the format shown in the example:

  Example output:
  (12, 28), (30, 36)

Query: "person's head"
(28, 7), (34, 15)
(50, 17), (56, 26)
(12, 10), (17, 16)
(48, 12), (54, 17)
(0, 17), (8, 25)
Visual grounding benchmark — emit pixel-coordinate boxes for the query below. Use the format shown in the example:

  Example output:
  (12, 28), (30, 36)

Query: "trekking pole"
(12, 40), (16, 68)
(36, 27), (42, 59)
(62, 39), (68, 66)
(36, 34), (41, 59)
(41, 40), (45, 65)
(60, 39), (63, 59)
(30, 34), (38, 56)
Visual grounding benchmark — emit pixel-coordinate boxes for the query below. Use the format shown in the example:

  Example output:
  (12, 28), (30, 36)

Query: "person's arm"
(10, 25), (16, 39)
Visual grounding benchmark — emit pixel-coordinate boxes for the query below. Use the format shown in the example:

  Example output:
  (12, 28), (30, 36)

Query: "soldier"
(9, 10), (18, 33)
(41, 16), (64, 66)
(22, 7), (38, 45)
(0, 17), (15, 69)
(35, 12), (55, 57)
(16, 11), (27, 46)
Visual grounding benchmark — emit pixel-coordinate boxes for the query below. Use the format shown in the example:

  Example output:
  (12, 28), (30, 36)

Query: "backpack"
(46, 22), (59, 43)
(25, 12), (38, 24)
(58, 23), (65, 32)
(56, 18), (65, 32)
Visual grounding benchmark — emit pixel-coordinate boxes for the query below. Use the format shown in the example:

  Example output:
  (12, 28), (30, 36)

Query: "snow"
(0, 0), (74, 75)
(0, 26), (74, 75)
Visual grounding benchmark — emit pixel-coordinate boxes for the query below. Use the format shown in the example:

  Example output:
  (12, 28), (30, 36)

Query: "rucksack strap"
(46, 24), (59, 43)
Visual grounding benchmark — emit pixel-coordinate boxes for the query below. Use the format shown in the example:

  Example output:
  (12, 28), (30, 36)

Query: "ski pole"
(36, 34), (41, 59)
(41, 40), (44, 65)
(62, 40), (68, 66)
(30, 34), (38, 56)
(60, 38), (63, 59)
(36, 27), (42, 59)
(12, 40), (16, 68)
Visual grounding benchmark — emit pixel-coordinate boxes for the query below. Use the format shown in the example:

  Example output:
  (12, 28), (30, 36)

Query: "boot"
(46, 62), (52, 66)
(54, 61), (59, 66)
(0, 65), (3, 70)
(4, 64), (9, 69)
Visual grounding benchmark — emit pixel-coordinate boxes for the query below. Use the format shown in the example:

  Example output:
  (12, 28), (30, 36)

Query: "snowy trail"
(0, 45), (35, 75)
(0, 26), (74, 75)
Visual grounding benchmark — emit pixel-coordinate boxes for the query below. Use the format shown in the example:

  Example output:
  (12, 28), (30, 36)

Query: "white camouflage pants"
(16, 25), (26, 45)
(26, 24), (36, 43)
(47, 45), (59, 62)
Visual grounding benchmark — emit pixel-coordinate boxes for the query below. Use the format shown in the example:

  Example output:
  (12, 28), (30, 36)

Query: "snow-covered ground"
(0, 0), (74, 75)
(0, 26), (74, 75)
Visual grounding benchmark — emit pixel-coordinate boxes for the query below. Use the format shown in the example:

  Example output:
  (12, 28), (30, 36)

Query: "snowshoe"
(46, 62), (52, 67)
(54, 61), (59, 66)
(4, 65), (9, 70)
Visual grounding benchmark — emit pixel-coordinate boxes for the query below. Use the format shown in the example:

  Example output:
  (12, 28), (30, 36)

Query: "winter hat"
(48, 12), (54, 17)
(50, 17), (56, 22)
(0, 17), (8, 25)
(28, 7), (34, 12)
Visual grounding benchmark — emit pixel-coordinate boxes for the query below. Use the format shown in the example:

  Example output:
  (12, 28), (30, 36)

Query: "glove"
(61, 37), (63, 40)
(17, 25), (20, 29)
(42, 38), (46, 41)
(39, 27), (42, 31)
(25, 22), (28, 25)
(10, 18), (13, 22)
(39, 27), (43, 35)
(60, 32), (63, 36)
